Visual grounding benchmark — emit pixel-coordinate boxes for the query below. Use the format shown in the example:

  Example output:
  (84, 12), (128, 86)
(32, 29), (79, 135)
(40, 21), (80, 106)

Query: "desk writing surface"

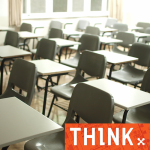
(0, 97), (63, 148)
(94, 50), (138, 64)
(18, 31), (44, 39)
(0, 26), (14, 31)
(100, 37), (123, 44)
(126, 31), (150, 37)
(84, 79), (150, 110)
(100, 28), (118, 32)
(30, 59), (75, 75)
(62, 29), (83, 36)
(0, 46), (31, 58)
(49, 38), (81, 47)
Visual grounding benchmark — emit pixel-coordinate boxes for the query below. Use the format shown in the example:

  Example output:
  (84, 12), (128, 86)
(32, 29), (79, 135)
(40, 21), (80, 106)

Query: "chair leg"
(57, 75), (60, 85)
(4, 66), (7, 75)
(47, 95), (56, 117)
(134, 84), (138, 88)
(2, 146), (9, 150)
(69, 49), (73, 58)
(75, 115), (80, 123)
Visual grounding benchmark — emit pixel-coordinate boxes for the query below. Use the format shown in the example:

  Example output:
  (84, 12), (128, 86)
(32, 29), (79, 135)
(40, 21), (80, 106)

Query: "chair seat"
(51, 74), (87, 100)
(110, 65), (146, 84)
(113, 104), (150, 123)
(112, 47), (128, 55)
(69, 45), (78, 51)
(51, 83), (73, 100)
(61, 57), (79, 68)
(30, 49), (37, 54)
(24, 131), (64, 150)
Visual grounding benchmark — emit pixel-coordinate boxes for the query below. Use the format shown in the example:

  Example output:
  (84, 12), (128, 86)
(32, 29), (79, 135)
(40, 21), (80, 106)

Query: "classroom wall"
(123, 0), (150, 25)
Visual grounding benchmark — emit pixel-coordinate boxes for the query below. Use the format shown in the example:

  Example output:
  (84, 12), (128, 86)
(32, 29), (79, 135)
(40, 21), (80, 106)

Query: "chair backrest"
(141, 68), (150, 92)
(3, 59), (37, 105)
(143, 27), (150, 43)
(85, 26), (100, 35)
(116, 32), (135, 48)
(49, 20), (62, 30)
(105, 18), (118, 28)
(136, 22), (150, 33)
(64, 83), (114, 124)
(76, 50), (107, 79)
(78, 34), (100, 52)
(35, 38), (57, 60)
(113, 23), (128, 32)
(76, 20), (90, 31)
(4, 31), (19, 47)
(128, 43), (150, 66)
(48, 28), (63, 38)
(20, 23), (32, 32)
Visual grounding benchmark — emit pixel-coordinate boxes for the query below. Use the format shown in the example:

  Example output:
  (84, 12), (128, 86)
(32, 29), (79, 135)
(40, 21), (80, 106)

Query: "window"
(22, 0), (109, 19)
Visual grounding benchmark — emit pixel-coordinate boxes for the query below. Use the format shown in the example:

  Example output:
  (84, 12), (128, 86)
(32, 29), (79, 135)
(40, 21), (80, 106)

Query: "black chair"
(112, 23), (128, 37)
(69, 19), (90, 41)
(19, 23), (32, 50)
(34, 38), (57, 91)
(1, 31), (19, 74)
(110, 43), (150, 88)
(30, 28), (63, 57)
(136, 22), (150, 33)
(113, 67), (150, 123)
(47, 50), (107, 117)
(24, 82), (114, 150)
(112, 32), (135, 55)
(61, 34), (100, 68)
(1, 58), (37, 150)
(68, 26), (100, 52)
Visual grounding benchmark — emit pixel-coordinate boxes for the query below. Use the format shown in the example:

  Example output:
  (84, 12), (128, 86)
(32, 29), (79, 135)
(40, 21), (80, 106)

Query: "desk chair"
(1, 31), (19, 74)
(1, 59), (37, 150)
(112, 23), (128, 37)
(61, 34), (100, 68)
(47, 50), (106, 117)
(19, 23), (32, 50)
(34, 38), (57, 91)
(112, 32), (135, 55)
(69, 19), (90, 41)
(30, 28), (62, 59)
(100, 18), (118, 37)
(110, 43), (150, 88)
(142, 27), (150, 44)
(68, 26), (100, 56)
(136, 22), (150, 33)
(24, 82), (114, 150)
(113, 67), (150, 123)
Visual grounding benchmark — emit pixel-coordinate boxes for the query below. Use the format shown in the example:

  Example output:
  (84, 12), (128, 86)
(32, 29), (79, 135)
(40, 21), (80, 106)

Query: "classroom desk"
(128, 26), (143, 31)
(18, 31), (44, 50)
(71, 78), (150, 123)
(93, 50), (138, 79)
(100, 27), (118, 36)
(0, 26), (14, 31)
(126, 31), (150, 42)
(49, 38), (81, 62)
(0, 45), (32, 95)
(30, 59), (75, 115)
(62, 29), (83, 39)
(0, 97), (63, 148)
(100, 37), (123, 50)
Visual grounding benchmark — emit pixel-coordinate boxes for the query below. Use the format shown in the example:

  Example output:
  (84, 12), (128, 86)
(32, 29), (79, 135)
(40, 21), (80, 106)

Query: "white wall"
(0, 0), (9, 45)
(123, 0), (150, 25)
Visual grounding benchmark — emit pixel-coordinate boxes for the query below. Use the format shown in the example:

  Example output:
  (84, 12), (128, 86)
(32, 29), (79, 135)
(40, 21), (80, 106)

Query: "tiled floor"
(0, 47), (136, 150)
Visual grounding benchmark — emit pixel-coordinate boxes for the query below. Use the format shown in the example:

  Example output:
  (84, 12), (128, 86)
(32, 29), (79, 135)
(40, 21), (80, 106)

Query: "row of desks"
(0, 45), (150, 148)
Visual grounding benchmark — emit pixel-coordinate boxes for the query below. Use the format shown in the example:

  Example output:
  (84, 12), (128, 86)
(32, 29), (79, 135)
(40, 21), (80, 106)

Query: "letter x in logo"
(137, 138), (145, 145)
